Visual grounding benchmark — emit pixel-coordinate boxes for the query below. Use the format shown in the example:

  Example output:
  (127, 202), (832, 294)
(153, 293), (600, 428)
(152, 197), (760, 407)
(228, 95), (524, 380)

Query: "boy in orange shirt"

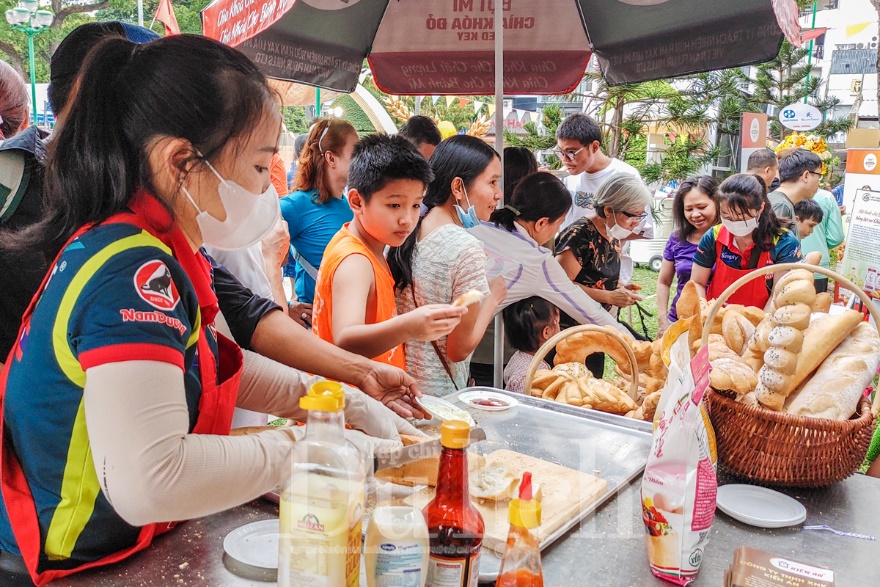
(312, 135), (466, 368)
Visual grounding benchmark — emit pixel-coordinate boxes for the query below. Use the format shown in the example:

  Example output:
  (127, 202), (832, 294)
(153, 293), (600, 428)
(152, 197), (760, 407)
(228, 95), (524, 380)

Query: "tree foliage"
(740, 40), (852, 141)
(503, 104), (563, 169)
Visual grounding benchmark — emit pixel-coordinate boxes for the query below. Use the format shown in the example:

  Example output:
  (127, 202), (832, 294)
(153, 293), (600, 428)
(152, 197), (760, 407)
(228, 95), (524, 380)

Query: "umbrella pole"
(492, 0), (505, 389)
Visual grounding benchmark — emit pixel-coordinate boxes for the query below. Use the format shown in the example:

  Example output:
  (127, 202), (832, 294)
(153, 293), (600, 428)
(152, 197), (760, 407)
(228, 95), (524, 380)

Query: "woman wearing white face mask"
(0, 36), (419, 584)
(691, 173), (801, 309)
(555, 173), (650, 377)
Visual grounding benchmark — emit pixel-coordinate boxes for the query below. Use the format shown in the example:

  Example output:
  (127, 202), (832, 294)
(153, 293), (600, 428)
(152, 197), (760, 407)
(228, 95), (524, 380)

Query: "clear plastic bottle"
(423, 420), (484, 587)
(278, 382), (365, 587)
(496, 472), (544, 587)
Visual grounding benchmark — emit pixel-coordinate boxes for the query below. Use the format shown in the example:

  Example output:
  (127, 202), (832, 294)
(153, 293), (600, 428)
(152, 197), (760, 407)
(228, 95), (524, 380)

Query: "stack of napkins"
(725, 546), (834, 586)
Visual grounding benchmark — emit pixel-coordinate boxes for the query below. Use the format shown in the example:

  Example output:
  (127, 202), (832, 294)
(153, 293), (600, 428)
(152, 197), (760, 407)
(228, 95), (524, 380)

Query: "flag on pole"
(846, 22), (871, 38)
(153, 0), (180, 36)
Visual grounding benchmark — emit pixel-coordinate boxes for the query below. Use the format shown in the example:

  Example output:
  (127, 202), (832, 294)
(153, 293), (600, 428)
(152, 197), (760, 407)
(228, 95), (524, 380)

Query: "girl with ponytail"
(0, 34), (411, 584)
(469, 171), (630, 340)
(388, 135), (507, 395)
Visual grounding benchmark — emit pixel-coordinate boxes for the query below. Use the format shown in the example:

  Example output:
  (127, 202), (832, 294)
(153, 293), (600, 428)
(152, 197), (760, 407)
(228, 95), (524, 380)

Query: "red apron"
(706, 226), (772, 308)
(0, 194), (242, 586)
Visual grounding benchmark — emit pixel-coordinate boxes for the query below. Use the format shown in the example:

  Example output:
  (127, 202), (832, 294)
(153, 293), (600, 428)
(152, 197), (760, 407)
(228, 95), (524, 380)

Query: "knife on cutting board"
(373, 427), (486, 473)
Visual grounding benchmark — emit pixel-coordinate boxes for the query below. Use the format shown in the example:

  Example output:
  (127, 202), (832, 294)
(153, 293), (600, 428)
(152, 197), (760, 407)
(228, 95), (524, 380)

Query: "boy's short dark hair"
(348, 134), (434, 200)
(779, 149), (823, 183)
(398, 115), (442, 148)
(746, 148), (778, 172)
(794, 198), (824, 223)
(503, 297), (558, 353)
(555, 113), (602, 148)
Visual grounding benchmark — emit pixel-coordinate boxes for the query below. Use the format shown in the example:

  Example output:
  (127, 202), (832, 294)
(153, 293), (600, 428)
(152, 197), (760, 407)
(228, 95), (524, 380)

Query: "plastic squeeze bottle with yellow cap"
(278, 382), (365, 587)
(496, 472), (544, 587)
(423, 420), (484, 587)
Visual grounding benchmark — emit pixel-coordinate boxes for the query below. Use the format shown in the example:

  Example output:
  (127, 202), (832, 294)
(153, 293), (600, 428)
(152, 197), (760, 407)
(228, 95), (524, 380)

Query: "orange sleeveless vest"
(312, 224), (406, 369)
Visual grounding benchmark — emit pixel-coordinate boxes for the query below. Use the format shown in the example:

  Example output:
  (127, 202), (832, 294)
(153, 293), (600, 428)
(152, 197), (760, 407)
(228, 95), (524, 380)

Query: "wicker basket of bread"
(523, 324), (667, 421)
(685, 263), (879, 488)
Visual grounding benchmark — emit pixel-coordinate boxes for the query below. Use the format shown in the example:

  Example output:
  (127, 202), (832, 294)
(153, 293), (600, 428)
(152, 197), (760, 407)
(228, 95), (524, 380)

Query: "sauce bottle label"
(425, 553), (481, 587)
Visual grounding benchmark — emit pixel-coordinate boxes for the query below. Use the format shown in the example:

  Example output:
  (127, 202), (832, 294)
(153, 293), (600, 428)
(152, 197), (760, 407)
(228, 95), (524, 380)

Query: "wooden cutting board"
(405, 449), (608, 554)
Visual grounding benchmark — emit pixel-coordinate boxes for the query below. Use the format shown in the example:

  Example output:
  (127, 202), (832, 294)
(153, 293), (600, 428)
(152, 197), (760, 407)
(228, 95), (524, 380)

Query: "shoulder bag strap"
(410, 285), (459, 391)
(290, 244), (319, 280)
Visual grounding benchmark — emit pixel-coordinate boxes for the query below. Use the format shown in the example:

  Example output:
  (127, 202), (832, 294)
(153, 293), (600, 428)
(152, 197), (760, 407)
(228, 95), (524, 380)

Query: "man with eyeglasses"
(555, 114), (652, 286)
(767, 148), (823, 240)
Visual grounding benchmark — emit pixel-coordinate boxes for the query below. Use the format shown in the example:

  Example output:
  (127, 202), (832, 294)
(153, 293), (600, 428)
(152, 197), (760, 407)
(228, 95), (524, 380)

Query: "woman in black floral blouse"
(555, 172), (652, 376)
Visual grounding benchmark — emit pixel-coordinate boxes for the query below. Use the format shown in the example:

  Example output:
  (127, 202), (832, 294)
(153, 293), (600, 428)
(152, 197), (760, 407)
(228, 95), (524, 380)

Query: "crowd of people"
(0, 20), (871, 585)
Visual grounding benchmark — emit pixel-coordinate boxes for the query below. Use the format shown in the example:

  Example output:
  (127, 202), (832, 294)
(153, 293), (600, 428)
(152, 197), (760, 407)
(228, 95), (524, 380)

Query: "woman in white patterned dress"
(388, 136), (507, 395)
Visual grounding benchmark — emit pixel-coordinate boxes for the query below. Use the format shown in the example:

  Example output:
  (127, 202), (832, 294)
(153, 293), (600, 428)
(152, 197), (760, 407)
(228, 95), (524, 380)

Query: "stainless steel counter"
(55, 473), (879, 586)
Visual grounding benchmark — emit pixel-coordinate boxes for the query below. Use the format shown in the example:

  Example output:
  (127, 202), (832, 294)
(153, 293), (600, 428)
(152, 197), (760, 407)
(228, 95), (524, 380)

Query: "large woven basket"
(702, 263), (878, 487)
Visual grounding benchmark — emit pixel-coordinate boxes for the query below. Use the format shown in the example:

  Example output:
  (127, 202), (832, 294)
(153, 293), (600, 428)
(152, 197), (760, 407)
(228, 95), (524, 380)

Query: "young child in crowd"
(311, 134), (467, 368)
(502, 297), (561, 394)
(794, 198), (824, 241)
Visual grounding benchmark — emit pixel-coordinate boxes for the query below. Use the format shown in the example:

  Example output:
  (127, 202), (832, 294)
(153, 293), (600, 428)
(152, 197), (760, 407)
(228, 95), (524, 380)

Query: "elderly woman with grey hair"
(555, 172), (652, 376)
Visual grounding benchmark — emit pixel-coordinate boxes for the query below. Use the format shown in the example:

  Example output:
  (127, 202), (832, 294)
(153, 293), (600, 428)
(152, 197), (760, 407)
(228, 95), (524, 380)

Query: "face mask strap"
(181, 185), (203, 215)
(459, 180), (473, 210)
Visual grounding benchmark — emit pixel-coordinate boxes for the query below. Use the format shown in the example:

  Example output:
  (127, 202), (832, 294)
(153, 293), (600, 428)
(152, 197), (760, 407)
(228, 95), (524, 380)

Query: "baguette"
(785, 323), (880, 420)
(722, 310), (755, 355)
(790, 310), (865, 392)
(376, 436), (486, 487)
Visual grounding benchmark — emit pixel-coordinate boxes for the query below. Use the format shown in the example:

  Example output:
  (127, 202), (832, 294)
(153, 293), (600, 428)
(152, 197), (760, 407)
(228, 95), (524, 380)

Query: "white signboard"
(779, 102), (822, 131)
(840, 187), (880, 299)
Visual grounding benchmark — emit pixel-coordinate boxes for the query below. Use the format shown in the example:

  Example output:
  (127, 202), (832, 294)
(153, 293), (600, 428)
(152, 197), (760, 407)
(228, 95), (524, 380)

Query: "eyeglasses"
(552, 146), (586, 161)
(617, 209), (648, 219)
(807, 170), (823, 177)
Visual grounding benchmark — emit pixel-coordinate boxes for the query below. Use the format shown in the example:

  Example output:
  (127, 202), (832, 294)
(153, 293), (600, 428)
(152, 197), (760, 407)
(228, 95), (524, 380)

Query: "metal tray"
(444, 387), (653, 582)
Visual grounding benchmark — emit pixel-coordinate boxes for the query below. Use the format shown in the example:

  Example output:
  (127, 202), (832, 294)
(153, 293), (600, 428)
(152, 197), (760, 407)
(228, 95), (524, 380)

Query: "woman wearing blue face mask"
(691, 173), (801, 309)
(388, 135), (506, 395)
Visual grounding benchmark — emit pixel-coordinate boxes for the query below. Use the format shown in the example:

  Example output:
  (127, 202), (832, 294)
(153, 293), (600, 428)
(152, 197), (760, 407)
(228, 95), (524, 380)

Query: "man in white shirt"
(555, 113), (652, 285)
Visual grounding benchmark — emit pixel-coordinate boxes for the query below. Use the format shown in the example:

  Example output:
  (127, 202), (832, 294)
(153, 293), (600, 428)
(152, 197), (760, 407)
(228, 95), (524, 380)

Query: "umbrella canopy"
(202, 0), (802, 93)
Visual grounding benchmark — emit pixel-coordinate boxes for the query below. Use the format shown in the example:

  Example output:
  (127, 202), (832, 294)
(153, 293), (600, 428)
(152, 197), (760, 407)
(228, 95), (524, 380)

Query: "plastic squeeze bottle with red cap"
(496, 472), (544, 587)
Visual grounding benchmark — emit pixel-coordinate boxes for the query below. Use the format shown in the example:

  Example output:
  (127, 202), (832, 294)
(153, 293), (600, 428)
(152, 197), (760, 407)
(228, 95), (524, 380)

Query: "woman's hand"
(288, 302), (313, 328)
(261, 218), (291, 269)
(406, 304), (467, 342)
(609, 287), (643, 308)
(354, 361), (427, 420)
(657, 317), (670, 338)
(487, 275), (507, 306)
(343, 388), (429, 441)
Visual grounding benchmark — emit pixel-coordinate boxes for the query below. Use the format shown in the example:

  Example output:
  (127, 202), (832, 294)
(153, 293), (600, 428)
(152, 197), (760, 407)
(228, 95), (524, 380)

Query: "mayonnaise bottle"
(365, 506), (429, 587)
(278, 382), (365, 587)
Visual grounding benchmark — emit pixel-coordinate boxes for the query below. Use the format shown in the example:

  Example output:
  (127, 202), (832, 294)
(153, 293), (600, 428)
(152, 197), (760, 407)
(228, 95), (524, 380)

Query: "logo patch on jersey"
(134, 260), (180, 310)
(720, 249), (741, 265)
(120, 309), (187, 336)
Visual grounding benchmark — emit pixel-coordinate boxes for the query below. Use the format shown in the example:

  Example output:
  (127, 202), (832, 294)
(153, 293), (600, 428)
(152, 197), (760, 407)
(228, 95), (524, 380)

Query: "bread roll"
(785, 323), (880, 420)
(740, 306), (766, 327)
(774, 279), (816, 308)
(742, 318), (773, 372)
(766, 325), (803, 351)
(469, 464), (517, 501)
(775, 268), (815, 291)
(554, 327), (636, 374)
(553, 362), (590, 379)
(376, 437), (486, 487)
(772, 303), (812, 330)
(762, 346), (798, 375)
(676, 281), (701, 320)
(722, 310), (755, 355)
(709, 357), (758, 394)
(452, 289), (484, 307)
(812, 292), (832, 313)
(754, 382), (787, 411)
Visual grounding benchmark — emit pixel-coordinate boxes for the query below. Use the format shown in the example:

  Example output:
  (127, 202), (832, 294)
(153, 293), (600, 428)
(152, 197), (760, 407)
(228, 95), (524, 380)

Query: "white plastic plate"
(716, 484), (807, 529)
(458, 390), (519, 411)
(223, 519), (279, 570)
